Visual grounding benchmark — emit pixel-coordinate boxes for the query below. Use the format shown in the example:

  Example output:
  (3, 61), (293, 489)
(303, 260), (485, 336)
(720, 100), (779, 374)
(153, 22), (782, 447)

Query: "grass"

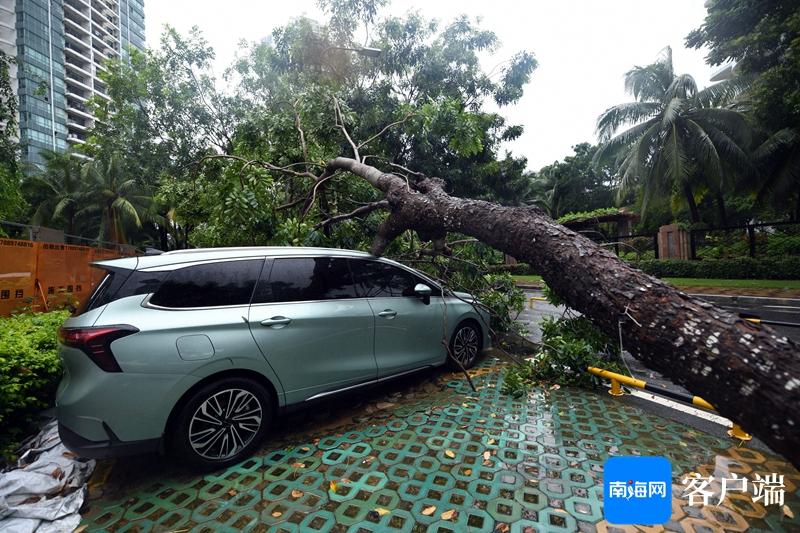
(512, 275), (800, 289)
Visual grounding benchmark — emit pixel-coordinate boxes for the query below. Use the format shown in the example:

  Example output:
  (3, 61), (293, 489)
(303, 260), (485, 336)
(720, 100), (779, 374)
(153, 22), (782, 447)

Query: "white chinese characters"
(682, 472), (785, 507)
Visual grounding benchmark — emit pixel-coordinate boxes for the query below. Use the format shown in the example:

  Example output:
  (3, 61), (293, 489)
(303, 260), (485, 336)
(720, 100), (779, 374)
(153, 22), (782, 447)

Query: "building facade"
(0, 0), (144, 168)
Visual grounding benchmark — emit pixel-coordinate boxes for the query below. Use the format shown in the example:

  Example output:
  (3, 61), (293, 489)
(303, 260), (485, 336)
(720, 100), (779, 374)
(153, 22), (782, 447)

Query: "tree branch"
(357, 113), (416, 150)
(315, 200), (390, 228)
(333, 97), (360, 162)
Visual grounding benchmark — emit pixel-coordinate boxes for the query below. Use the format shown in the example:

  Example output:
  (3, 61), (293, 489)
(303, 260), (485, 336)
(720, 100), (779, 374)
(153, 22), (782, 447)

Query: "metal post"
(689, 230), (697, 260)
(609, 379), (624, 396)
(653, 234), (659, 259)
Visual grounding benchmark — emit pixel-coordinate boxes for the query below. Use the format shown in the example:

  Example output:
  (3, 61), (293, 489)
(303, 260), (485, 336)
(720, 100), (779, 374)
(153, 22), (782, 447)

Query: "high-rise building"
(0, 0), (145, 168)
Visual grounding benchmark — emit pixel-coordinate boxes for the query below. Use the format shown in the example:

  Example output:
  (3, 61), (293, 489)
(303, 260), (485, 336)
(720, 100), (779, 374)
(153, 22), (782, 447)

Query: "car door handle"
(378, 310), (397, 319)
(260, 316), (292, 328)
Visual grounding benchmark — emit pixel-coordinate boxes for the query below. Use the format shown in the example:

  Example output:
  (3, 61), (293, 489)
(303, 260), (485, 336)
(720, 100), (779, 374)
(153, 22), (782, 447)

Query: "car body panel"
(367, 295), (447, 376)
(248, 299), (377, 404)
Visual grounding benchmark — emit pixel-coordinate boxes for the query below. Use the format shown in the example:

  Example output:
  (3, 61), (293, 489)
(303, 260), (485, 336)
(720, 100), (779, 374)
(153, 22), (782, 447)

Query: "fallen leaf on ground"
(555, 508), (566, 513)
(73, 526), (87, 533)
(376, 402), (395, 410)
(463, 468), (472, 475)
(550, 384), (560, 390)
(291, 462), (305, 468)
(271, 511), (282, 518)
(483, 451), (491, 461)
(422, 505), (437, 516)
(227, 489), (237, 497)
(291, 489), (303, 498)
(445, 449), (456, 458)
(329, 481), (338, 492)
(495, 523), (510, 533)
(488, 438), (496, 445)
(300, 446), (310, 453)
(784, 505), (794, 519)
(62, 451), (77, 458)
(441, 509), (457, 520)
(489, 413), (497, 418)
(51, 467), (64, 480)
(375, 507), (390, 516)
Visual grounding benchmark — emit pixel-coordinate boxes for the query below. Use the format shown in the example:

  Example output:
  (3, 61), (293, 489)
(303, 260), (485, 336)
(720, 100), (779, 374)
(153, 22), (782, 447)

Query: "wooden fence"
(0, 238), (135, 316)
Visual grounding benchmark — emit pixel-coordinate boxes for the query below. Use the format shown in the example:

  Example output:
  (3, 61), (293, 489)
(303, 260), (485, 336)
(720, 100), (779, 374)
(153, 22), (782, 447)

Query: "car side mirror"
(414, 283), (432, 305)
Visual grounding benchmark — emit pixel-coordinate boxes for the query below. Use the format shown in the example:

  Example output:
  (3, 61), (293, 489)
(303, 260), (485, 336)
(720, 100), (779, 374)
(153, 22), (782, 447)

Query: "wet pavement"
(80, 358), (800, 532)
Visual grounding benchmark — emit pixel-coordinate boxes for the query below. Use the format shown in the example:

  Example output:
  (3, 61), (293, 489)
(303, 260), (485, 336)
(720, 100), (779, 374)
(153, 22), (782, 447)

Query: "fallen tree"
(237, 152), (800, 468)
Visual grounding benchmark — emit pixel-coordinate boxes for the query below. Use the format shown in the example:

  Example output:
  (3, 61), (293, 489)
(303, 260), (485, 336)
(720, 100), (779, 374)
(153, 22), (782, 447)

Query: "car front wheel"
(448, 321), (482, 369)
(170, 376), (271, 469)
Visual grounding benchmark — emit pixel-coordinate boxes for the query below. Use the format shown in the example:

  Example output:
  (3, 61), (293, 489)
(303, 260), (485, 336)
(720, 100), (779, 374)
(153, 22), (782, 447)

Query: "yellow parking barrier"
(587, 366), (752, 442)
(528, 296), (547, 309)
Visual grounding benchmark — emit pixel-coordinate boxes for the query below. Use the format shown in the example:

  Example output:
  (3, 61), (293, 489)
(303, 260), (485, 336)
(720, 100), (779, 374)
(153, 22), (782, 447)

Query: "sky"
(144, 0), (714, 171)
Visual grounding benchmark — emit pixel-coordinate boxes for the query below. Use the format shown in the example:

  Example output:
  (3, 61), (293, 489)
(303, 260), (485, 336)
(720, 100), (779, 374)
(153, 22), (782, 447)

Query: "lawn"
(512, 275), (800, 289)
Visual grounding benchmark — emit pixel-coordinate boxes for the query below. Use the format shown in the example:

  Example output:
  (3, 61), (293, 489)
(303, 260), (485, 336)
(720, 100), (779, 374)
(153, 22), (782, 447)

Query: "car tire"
(448, 321), (483, 370)
(170, 376), (272, 470)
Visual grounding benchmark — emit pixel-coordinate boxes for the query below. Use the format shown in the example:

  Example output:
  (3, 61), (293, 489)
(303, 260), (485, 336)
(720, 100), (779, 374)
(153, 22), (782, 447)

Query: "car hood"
(451, 291), (476, 302)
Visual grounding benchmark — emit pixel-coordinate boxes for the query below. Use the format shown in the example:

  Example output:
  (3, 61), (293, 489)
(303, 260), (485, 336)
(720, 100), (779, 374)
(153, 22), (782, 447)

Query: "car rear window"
(149, 259), (264, 308)
(75, 267), (168, 316)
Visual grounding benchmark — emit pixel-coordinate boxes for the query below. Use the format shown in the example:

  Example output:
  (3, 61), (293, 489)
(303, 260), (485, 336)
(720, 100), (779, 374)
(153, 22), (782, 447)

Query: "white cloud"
(145, 0), (712, 170)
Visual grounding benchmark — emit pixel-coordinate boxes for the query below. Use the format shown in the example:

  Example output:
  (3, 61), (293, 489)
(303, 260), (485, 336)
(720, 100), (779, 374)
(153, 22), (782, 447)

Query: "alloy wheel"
(188, 388), (263, 460)
(453, 325), (479, 365)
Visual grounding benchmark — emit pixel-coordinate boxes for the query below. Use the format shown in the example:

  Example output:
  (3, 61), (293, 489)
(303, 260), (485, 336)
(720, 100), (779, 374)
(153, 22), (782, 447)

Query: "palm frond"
(660, 97), (684, 128)
(594, 117), (659, 164)
(596, 102), (661, 140)
(665, 74), (697, 101)
(685, 119), (723, 188)
(695, 76), (753, 108)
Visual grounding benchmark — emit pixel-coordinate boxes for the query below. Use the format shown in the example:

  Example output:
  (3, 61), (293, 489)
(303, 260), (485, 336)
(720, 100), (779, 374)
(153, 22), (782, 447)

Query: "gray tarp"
(0, 420), (95, 533)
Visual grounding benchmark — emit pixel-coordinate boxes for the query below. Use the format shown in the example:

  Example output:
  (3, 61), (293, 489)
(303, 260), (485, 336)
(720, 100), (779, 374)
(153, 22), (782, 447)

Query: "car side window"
(252, 257), (358, 303)
(349, 260), (422, 297)
(149, 259), (264, 308)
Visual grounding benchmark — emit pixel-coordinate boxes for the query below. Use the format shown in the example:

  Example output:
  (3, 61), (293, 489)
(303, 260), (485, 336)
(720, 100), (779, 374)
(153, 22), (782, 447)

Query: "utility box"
(657, 224), (690, 259)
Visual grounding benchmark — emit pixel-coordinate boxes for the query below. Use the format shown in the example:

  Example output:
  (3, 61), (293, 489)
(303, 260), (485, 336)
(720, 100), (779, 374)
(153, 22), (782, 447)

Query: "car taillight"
(58, 325), (138, 372)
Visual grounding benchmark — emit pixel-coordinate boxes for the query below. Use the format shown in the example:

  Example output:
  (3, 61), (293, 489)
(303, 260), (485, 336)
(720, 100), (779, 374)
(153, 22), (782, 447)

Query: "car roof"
(93, 246), (379, 271)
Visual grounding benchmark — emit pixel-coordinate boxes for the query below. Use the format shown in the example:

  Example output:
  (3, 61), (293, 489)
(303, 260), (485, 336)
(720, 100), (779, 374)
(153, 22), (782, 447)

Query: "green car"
(57, 247), (490, 468)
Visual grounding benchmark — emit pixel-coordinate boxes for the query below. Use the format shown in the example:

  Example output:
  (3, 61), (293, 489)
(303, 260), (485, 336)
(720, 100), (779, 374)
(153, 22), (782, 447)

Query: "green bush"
(0, 310), (68, 461)
(629, 257), (800, 279)
(501, 315), (626, 398)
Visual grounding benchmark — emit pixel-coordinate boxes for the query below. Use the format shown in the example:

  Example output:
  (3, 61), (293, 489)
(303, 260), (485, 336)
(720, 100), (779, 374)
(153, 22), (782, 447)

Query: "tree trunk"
(325, 157), (800, 468)
(715, 190), (728, 227)
(683, 182), (701, 223)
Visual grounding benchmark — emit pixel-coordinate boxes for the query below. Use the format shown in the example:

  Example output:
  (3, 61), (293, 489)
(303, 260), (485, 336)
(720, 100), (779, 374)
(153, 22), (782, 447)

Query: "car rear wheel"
(170, 377), (271, 469)
(448, 321), (482, 369)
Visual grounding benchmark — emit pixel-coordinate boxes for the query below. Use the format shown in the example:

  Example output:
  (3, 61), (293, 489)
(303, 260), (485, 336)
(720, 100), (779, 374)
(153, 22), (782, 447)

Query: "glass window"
(150, 259), (263, 308)
(253, 257), (357, 303)
(349, 260), (429, 298)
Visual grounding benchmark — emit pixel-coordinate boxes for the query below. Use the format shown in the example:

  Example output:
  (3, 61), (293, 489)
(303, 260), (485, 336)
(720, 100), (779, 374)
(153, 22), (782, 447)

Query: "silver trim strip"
(304, 366), (433, 401)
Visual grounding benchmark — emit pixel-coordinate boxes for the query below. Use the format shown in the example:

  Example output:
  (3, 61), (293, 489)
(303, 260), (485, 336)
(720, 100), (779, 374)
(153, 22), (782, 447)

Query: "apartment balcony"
(67, 120), (90, 132)
(67, 133), (87, 144)
(63, 2), (90, 24)
(65, 60), (92, 79)
(64, 28), (90, 48)
(64, 42), (92, 63)
(65, 75), (93, 94)
(67, 105), (94, 121)
(63, 15), (89, 36)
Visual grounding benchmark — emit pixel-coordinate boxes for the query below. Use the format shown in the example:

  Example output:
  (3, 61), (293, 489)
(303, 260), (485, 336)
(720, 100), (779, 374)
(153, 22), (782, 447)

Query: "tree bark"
(683, 182), (701, 224)
(323, 157), (800, 468)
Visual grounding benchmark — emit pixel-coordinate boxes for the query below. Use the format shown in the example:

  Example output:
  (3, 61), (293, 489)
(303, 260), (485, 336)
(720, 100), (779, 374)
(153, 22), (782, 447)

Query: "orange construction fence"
(0, 238), (136, 316)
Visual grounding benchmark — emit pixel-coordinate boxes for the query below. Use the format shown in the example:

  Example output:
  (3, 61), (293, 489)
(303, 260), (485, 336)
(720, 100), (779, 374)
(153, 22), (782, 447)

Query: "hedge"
(0, 310), (68, 462)
(497, 257), (800, 280)
(630, 257), (800, 280)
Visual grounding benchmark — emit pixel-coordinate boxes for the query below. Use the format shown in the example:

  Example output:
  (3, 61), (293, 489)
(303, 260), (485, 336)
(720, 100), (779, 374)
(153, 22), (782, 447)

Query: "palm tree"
(26, 150), (84, 235)
(79, 155), (150, 244)
(594, 47), (752, 225)
(750, 128), (800, 220)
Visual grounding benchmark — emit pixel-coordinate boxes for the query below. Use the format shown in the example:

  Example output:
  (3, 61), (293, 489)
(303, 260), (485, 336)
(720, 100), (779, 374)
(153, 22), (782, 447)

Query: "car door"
(349, 259), (445, 378)
(247, 256), (377, 404)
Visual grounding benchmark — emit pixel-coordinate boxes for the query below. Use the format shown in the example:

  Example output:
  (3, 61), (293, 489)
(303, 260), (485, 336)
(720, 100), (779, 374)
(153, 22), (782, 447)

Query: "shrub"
(629, 257), (800, 279)
(501, 315), (626, 398)
(0, 310), (68, 461)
